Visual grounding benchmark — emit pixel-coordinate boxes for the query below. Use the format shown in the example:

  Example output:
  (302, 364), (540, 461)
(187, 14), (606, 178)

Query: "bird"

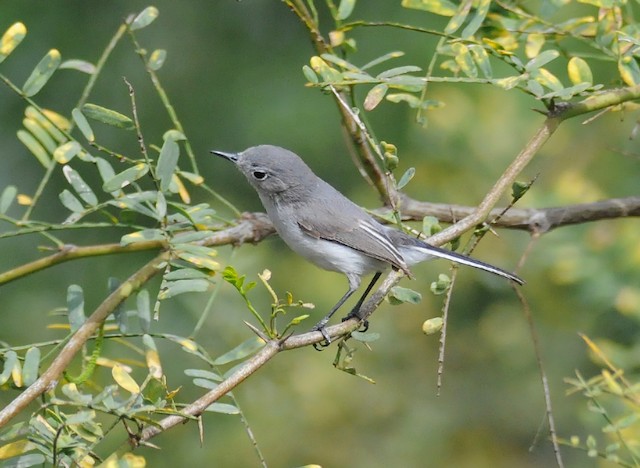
(211, 145), (523, 344)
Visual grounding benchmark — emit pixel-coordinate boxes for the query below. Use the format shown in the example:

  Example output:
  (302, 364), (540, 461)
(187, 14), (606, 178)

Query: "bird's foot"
(310, 320), (332, 351)
(341, 308), (369, 333)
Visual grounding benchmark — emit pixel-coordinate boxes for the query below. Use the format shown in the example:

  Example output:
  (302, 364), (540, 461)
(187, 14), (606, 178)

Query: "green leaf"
(174, 244), (220, 271)
(511, 181), (531, 200)
(62, 165), (97, 205)
(422, 216), (442, 236)
(205, 403), (240, 415)
(67, 285), (85, 332)
(525, 49), (560, 72)
(95, 158), (117, 192)
(534, 68), (563, 92)
(389, 286), (422, 305)
(336, 0), (356, 20)
(17, 129), (50, 168)
(619, 57), (640, 86)
(377, 65), (422, 79)
(0, 22), (27, 64)
(136, 289), (151, 333)
(65, 410), (96, 425)
(81, 103), (134, 130)
(22, 348), (40, 386)
(302, 65), (318, 83)
(165, 268), (209, 280)
(363, 83), (388, 111)
(401, 0), (457, 16)
(22, 117), (56, 153)
(0, 351), (18, 386)
(54, 141), (81, 165)
(158, 279), (210, 300)
(59, 59), (96, 74)
(147, 49), (167, 71)
(22, 49), (61, 97)
(102, 163), (149, 192)
(212, 337), (265, 366)
(430, 274), (451, 295)
(130, 6), (159, 30)
(0, 186), (17, 214)
(120, 228), (165, 245)
(72, 108), (94, 142)
(461, 0), (490, 38)
(444, 1), (472, 34)
(468, 45), (492, 78)
(193, 378), (218, 390)
(59, 189), (84, 213)
(361, 51), (404, 70)
(185, 368), (223, 382)
(320, 53), (361, 72)
(396, 167), (415, 190)
(351, 331), (380, 342)
(157, 135), (180, 192)
(452, 43), (477, 78)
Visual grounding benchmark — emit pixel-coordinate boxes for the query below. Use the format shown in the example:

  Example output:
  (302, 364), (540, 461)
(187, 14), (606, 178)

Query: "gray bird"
(212, 145), (523, 344)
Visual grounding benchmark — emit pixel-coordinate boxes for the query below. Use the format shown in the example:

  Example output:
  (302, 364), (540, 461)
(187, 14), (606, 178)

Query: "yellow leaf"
(17, 194), (32, 206)
(11, 357), (22, 388)
(42, 108), (71, 131)
(0, 22), (27, 59)
(112, 364), (140, 394)
(173, 174), (190, 204)
(0, 439), (36, 460)
(525, 33), (545, 59)
(177, 338), (197, 352)
(567, 57), (593, 85)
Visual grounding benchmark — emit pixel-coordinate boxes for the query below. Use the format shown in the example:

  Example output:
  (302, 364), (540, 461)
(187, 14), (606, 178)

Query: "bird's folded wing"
(297, 207), (410, 275)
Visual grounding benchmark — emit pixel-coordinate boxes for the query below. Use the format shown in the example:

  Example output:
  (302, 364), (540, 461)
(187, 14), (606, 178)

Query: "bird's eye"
(252, 170), (268, 180)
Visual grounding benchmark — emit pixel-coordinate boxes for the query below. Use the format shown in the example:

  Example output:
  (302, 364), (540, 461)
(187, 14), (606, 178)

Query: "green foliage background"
(1, 1), (639, 467)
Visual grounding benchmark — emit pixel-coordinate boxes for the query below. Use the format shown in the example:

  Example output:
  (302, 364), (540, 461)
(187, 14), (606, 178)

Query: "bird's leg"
(311, 285), (358, 349)
(341, 272), (382, 332)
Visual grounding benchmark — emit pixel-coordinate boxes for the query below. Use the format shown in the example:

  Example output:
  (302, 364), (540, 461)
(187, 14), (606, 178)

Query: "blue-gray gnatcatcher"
(212, 145), (523, 344)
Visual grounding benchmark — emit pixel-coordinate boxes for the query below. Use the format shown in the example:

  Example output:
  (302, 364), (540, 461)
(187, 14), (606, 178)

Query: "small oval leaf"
(54, 141), (81, 164)
(364, 83), (388, 111)
(112, 364), (140, 394)
(130, 6), (159, 31)
(72, 108), (95, 142)
(0, 22), (27, 64)
(22, 347), (41, 386)
(157, 136), (180, 192)
(147, 49), (166, 71)
(82, 103), (134, 130)
(102, 163), (149, 192)
(567, 57), (593, 85)
(22, 49), (61, 97)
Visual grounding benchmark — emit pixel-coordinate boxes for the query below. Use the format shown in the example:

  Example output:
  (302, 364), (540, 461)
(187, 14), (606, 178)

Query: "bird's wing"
(295, 190), (410, 274)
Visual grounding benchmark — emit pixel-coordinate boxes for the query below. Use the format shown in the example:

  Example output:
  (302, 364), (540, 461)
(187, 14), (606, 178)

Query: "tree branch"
(0, 213), (275, 286)
(390, 194), (640, 234)
(0, 253), (169, 428)
(135, 269), (404, 445)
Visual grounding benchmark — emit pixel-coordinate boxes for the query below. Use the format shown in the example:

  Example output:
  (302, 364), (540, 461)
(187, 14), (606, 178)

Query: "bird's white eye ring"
(252, 170), (268, 180)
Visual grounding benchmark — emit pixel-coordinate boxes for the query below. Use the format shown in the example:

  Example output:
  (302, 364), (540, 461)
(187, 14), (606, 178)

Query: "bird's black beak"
(210, 150), (238, 163)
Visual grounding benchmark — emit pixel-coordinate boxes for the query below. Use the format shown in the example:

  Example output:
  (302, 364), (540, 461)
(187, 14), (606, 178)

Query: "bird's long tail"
(402, 239), (524, 285)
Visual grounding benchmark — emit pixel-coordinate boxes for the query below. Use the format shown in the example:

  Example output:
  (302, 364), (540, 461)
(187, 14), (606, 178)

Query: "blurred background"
(1, 1), (639, 467)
